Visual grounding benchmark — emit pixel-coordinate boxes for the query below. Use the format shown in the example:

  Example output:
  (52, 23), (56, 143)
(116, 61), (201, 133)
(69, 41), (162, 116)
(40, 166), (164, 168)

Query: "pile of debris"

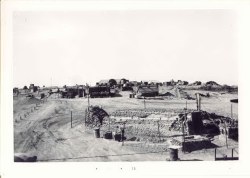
(169, 110), (223, 136)
(85, 106), (109, 128)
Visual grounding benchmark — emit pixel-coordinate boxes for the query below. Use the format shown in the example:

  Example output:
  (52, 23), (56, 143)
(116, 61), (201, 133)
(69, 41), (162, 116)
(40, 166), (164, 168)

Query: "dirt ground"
(13, 90), (238, 161)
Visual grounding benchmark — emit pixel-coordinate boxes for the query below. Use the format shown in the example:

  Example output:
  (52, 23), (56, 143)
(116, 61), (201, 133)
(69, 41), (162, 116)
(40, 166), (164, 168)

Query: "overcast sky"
(13, 10), (238, 87)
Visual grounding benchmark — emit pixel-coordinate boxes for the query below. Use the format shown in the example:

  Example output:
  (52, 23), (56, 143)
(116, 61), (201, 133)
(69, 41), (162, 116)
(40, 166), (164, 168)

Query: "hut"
(148, 80), (161, 87)
(177, 80), (189, 85)
(121, 83), (133, 91)
(163, 82), (172, 86)
(120, 78), (129, 85)
(130, 81), (140, 87)
(62, 86), (85, 98)
(13, 87), (19, 95)
(192, 81), (202, 86)
(88, 86), (111, 98)
(29, 84), (38, 92)
(108, 79), (117, 87)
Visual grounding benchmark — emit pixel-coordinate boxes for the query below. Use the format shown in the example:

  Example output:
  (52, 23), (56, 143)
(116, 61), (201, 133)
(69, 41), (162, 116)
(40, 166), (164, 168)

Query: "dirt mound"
(14, 96), (41, 106)
(26, 97), (41, 105)
(179, 89), (195, 100)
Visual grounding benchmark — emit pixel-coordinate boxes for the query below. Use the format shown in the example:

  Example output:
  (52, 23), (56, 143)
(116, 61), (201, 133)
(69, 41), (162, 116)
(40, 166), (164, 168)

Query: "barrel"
(94, 128), (100, 138)
(169, 148), (178, 161)
(104, 131), (113, 139)
(114, 133), (122, 141)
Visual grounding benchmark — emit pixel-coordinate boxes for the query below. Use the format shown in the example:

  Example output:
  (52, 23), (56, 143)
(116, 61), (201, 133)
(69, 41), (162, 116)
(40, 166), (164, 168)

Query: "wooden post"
(231, 103), (233, 119)
(232, 149), (234, 158)
(182, 120), (185, 141)
(144, 97), (146, 109)
(215, 148), (217, 160)
(108, 116), (111, 131)
(71, 111), (73, 128)
(224, 122), (228, 148)
(122, 122), (125, 146)
(85, 109), (87, 126)
(87, 94), (90, 110)
(199, 95), (201, 111)
(183, 104), (187, 151)
(157, 118), (161, 142)
(86, 83), (90, 111)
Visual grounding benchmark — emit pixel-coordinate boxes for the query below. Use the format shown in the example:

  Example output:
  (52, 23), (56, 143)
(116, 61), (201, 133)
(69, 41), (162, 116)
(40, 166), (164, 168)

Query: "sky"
(13, 10), (238, 87)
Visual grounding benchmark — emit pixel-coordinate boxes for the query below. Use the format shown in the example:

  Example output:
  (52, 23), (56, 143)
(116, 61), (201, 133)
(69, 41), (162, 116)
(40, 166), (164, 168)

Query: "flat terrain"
(13, 89), (238, 161)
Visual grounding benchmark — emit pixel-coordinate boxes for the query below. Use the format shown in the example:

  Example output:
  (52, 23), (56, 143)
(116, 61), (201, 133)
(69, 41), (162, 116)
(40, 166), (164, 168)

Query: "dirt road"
(14, 99), (171, 161)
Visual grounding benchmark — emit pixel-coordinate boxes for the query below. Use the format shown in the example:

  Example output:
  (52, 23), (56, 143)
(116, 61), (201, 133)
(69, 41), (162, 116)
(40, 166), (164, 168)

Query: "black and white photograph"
(1, 1), (250, 178)
(12, 9), (239, 162)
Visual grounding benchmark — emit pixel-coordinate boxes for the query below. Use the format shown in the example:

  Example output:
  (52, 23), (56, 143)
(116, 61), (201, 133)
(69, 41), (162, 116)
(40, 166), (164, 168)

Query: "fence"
(214, 148), (238, 161)
(14, 97), (48, 123)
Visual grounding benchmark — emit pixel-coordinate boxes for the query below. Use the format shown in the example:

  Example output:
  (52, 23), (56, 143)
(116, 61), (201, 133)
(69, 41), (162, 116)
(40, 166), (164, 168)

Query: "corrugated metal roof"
(137, 86), (158, 94)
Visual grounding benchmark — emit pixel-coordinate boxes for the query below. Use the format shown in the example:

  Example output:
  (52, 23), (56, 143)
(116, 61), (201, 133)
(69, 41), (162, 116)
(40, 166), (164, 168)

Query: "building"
(98, 80), (109, 86)
(177, 80), (189, 85)
(61, 86), (85, 98)
(87, 86), (111, 98)
(192, 81), (202, 86)
(29, 84), (38, 92)
(163, 82), (172, 86)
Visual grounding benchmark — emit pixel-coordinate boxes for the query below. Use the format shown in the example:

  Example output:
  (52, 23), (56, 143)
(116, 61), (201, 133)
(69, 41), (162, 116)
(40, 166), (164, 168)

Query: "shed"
(88, 86), (110, 98)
